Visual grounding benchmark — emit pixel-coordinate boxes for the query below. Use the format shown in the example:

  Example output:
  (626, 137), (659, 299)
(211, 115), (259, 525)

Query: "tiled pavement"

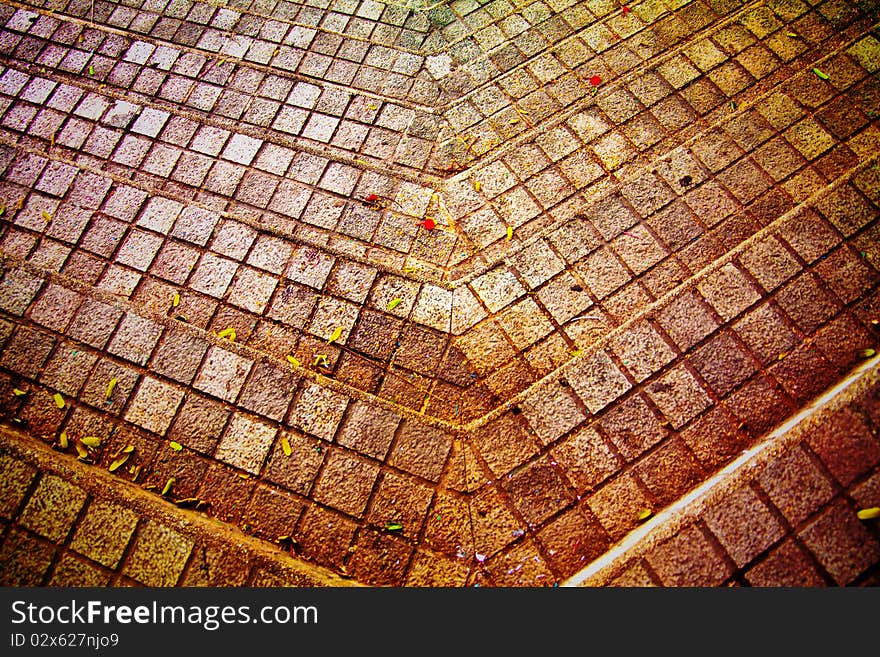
(0, 0), (878, 586)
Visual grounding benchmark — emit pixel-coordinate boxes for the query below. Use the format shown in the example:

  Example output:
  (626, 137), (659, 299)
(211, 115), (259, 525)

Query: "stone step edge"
(0, 422), (361, 587)
(562, 352), (880, 587)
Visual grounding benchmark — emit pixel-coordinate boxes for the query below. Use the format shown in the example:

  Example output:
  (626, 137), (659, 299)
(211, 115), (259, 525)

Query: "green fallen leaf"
(74, 441), (89, 460)
(328, 326), (343, 344)
(169, 441), (183, 452)
(161, 477), (175, 496)
(53, 393), (65, 409)
(385, 521), (404, 532)
(12, 388), (26, 396)
(217, 327), (236, 341)
(109, 452), (130, 472)
(387, 298), (402, 311)
(859, 348), (876, 358)
(812, 67), (830, 80)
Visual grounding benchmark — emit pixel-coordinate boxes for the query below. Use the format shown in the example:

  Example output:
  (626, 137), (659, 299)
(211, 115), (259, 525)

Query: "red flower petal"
(622, 5), (630, 13)
(365, 193), (379, 202)
(589, 75), (602, 86)
(422, 218), (436, 230)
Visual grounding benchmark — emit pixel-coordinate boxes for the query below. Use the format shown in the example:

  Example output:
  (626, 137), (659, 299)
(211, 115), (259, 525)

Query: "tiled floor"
(0, 0), (878, 586)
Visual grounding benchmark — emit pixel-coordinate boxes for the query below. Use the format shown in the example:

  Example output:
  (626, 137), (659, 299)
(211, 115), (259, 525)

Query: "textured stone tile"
(312, 447), (379, 517)
(610, 321), (677, 383)
(0, 453), (37, 520)
(214, 412), (277, 474)
(124, 376), (185, 435)
(566, 349), (632, 414)
(366, 470), (434, 538)
(798, 498), (880, 585)
(704, 484), (785, 568)
(122, 520), (193, 586)
(503, 456), (576, 527)
(496, 297), (555, 350)
(48, 554), (112, 587)
(646, 523), (733, 587)
(744, 539), (827, 587)
(587, 472), (653, 542)
(697, 263), (762, 322)
(0, 528), (55, 586)
(0, 267), (43, 316)
(28, 283), (83, 332)
(288, 382), (349, 442)
(69, 499), (138, 568)
(39, 342), (98, 397)
(193, 346), (253, 403)
(520, 380), (586, 445)
(645, 364), (712, 429)
(0, 326), (55, 379)
(106, 312), (163, 366)
(18, 474), (87, 542)
(470, 267), (526, 313)
(336, 400), (401, 460)
(806, 407), (880, 487)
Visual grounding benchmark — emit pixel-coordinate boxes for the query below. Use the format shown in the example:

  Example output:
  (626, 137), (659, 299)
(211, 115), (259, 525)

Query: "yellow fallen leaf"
(161, 477), (175, 496)
(281, 436), (292, 457)
(81, 436), (101, 448)
(59, 432), (68, 448)
(0, 205), (5, 217)
(88, 65), (95, 75)
(473, 180), (482, 192)
(314, 354), (329, 367)
(53, 393), (65, 409)
(74, 441), (89, 460)
(169, 441), (183, 451)
(857, 507), (880, 520)
(387, 298), (402, 311)
(637, 508), (653, 521)
(109, 452), (130, 472)
(172, 293), (180, 308)
(328, 326), (343, 344)
(368, 104), (378, 110)
(12, 388), (26, 396)
(217, 327), (236, 341)
(859, 348), (876, 358)
(105, 377), (117, 400)
(41, 211), (53, 223)
(286, 354), (301, 367)
(506, 226), (513, 240)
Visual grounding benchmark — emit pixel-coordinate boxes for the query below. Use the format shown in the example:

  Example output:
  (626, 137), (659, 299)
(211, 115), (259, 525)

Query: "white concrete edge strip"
(562, 353), (880, 588)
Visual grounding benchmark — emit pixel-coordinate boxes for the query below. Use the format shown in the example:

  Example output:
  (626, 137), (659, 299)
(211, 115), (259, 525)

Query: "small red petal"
(365, 194), (379, 202)
(422, 218), (436, 230)
(622, 6), (630, 13)
(589, 75), (602, 86)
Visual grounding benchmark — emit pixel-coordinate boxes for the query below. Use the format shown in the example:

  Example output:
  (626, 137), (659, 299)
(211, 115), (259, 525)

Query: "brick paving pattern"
(0, 0), (878, 586)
